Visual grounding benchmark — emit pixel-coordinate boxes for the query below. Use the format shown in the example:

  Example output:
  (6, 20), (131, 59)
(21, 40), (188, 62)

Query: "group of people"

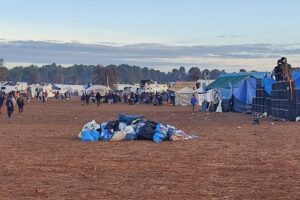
(80, 91), (177, 106)
(0, 91), (25, 118)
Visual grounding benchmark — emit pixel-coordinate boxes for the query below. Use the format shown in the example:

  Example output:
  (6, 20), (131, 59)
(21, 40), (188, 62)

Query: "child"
(191, 94), (197, 111)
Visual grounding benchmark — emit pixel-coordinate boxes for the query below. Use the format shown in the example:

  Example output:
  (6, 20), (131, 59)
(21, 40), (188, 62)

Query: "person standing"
(17, 96), (25, 113)
(85, 93), (90, 105)
(0, 92), (4, 114)
(6, 95), (14, 118)
(96, 92), (101, 106)
(191, 94), (198, 111)
(81, 93), (86, 106)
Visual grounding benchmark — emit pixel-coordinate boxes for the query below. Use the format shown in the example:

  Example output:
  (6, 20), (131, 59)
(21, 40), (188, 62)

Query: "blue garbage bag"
(124, 133), (137, 141)
(153, 124), (168, 143)
(100, 129), (113, 141)
(81, 129), (100, 142)
(118, 113), (144, 124)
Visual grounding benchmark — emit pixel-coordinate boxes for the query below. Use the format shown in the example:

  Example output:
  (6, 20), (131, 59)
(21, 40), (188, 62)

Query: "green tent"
(206, 75), (250, 90)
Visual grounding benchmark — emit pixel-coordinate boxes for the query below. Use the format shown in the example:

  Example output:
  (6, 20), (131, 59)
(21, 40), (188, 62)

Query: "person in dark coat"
(96, 92), (101, 106)
(17, 96), (25, 113)
(81, 94), (86, 106)
(85, 94), (90, 105)
(6, 96), (14, 118)
(0, 93), (4, 114)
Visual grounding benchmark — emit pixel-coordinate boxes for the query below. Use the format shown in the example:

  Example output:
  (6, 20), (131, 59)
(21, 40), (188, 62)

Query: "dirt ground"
(0, 99), (299, 200)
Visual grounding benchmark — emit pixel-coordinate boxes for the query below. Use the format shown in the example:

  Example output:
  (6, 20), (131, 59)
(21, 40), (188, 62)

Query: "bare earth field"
(0, 99), (299, 200)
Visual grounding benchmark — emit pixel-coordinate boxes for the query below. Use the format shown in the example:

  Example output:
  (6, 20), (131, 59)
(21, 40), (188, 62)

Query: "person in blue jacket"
(191, 94), (197, 111)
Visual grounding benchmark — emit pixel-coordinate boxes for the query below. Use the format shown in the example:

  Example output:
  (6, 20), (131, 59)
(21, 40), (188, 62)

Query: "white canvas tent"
(175, 87), (198, 106)
(42, 83), (55, 98)
(85, 85), (108, 96)
(16, 82), (28, 92)
(53, 84), (85, 96)
(0, 83), (18, 94)
(28, 84), (43, 97)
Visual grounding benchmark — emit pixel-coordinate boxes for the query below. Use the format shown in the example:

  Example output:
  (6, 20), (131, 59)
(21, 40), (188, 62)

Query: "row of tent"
(172, 71), (300, 113)
(0, 82), (109, 97)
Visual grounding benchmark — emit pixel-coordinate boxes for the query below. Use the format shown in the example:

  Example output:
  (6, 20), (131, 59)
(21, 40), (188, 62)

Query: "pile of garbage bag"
(78, 113), (197, 143)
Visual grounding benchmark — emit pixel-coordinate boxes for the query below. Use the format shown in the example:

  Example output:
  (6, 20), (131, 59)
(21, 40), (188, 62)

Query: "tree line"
(0, 60), (225, 87)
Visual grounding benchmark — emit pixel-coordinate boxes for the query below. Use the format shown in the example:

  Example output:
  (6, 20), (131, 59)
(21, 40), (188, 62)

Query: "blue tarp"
(259, 71), (300, 94)
(262, 78), (275, 96)
(233, 97), (253, 113)
(233, 77), (256, 105)
(292, 71), (300, 89)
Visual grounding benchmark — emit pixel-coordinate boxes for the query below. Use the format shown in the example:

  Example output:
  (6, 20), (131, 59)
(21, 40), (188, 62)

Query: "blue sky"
(0, 0), (300, 71)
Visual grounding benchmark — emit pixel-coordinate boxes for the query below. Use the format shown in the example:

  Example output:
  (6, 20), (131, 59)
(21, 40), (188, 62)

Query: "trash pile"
(78, 113), (197, 143)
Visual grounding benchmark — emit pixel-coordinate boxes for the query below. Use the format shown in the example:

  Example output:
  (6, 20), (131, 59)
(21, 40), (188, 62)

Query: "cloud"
(0, 40), (300, 71)
(216, 35), (242, 38)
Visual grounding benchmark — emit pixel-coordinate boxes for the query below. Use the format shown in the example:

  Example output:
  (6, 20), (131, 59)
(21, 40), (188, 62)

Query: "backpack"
(7, 100), (13, 109)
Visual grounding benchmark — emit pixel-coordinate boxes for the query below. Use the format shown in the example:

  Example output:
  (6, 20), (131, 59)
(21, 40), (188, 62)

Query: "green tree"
(187, 67), (201, 81)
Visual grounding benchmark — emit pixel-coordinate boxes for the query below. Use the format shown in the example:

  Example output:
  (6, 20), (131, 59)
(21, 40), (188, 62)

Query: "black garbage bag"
(137, 121), (158, 140)
(105, 120), (120, 132)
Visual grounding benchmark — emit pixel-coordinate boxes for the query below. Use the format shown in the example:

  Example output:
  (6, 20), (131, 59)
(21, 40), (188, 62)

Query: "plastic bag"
(137, 121), (157, 140)
(153, 124), (168, 143)
(100, 129), (113, 141)
(81, 130), (100, 142)
(118, 113), (144, 124)
(111, 131), (127, 141)
(78, 120), (101, 139)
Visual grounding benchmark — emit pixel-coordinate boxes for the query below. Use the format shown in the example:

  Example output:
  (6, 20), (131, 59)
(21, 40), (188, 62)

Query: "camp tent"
(175, 87), (197, 106)
(28, 84), (43, 97)
(0, 82), (17, 94)
(85, 85), (108, 96)
(206, 74), (258, 113)
(16, 82), (28, 92)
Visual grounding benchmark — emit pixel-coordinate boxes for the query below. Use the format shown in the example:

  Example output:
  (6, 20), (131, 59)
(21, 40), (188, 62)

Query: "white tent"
(85, 85), (108, 96)
(53, 84), (85, 96)
(175, 87), (198, 106)
(16, 82), (28, 92)
(0, 83), (18, 94)
(28, 84), (43, 97)
(42, 83), (55, 98)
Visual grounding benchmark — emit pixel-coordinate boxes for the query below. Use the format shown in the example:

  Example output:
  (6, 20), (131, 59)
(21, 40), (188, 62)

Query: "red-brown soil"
(0, 99), (299, 199)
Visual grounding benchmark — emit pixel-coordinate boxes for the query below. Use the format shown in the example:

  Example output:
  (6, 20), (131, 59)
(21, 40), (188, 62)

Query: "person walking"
(191, 94), (198, 111)
(96, 92), (101, 106)
(17, 96), (25, 113)
(6, 95), (14, 118)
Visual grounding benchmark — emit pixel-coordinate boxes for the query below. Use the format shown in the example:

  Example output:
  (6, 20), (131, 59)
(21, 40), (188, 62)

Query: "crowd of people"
(80, 91), (176, 106)
(0, 89), (199, 119)
(0, 91), (25, 118)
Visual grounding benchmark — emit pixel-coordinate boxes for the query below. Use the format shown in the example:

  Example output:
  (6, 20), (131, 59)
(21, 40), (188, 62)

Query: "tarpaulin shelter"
(175, 87), (197, 106)
(206, 74), (258, 113)
(292, 71), (300, 89)
(258, 71), (300, 95)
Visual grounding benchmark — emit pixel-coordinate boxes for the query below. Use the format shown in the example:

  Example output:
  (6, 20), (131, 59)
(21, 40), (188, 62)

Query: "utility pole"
(106, 74), (109, 88)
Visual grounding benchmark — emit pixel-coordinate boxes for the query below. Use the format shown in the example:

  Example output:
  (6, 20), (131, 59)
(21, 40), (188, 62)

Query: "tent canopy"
(176, 87), (196, 94)
(206, 74), (257, 113)
(206, 75), (250, 90)
(175, 87), (197, 106)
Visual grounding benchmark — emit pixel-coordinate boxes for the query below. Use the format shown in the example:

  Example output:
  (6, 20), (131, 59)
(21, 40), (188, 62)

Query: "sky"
(0, 0), (300, 71)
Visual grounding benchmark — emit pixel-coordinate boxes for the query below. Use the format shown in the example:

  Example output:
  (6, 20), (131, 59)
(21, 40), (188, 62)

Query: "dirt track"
(0, 99), (299, 200)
